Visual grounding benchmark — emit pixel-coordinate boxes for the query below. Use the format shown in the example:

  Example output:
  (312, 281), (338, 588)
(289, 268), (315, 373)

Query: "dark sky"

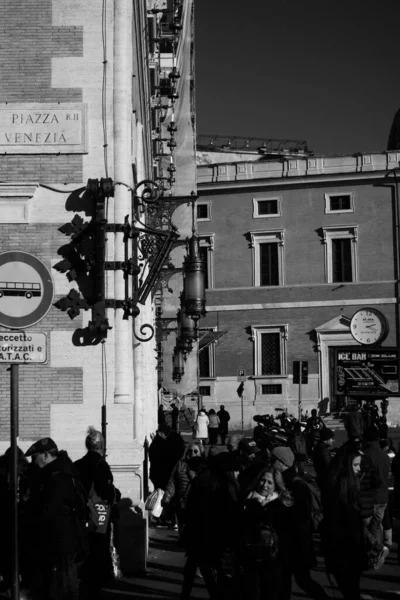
(195, 0), (400, 156)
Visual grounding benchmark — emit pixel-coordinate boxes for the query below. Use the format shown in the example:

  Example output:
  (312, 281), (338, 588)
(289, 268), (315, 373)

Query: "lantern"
(182, 235), (206, 321)
(172, 347), (185, 383)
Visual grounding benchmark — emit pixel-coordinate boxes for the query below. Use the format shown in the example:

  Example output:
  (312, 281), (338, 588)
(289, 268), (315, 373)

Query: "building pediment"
(315, 315), (351, 333)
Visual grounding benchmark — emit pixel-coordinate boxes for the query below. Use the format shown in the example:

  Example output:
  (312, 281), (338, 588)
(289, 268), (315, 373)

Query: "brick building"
(196, 148), (400, 429)
(0, 0), (196, 570)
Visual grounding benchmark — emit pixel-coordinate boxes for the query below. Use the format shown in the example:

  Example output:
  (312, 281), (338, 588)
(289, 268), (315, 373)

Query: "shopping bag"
(152, 489), (165, 518)
(87, 484), (112, 534)
(145, 489), (159, 511)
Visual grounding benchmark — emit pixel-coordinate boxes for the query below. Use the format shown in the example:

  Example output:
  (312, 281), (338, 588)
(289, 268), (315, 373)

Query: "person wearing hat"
(271, 446), (329, 600)
(237, 438), (267, 493)
(313, 428), (335, 493)
(25, 437), (88, 600)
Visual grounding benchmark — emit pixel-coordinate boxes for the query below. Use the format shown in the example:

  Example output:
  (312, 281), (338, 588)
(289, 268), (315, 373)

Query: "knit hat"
(25, 437), (58, 457)
(320, 428), (335, 442)
(271, 446), (295, 467)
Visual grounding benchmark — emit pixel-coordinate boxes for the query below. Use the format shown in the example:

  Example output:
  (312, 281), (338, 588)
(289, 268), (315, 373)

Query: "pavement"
(100, 522), (400, 600)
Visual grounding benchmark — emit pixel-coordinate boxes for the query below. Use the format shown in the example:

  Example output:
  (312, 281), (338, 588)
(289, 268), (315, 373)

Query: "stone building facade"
(196, 151), (400, 429)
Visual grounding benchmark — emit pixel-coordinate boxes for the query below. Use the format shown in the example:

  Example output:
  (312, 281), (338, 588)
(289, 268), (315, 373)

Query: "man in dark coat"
(149, 424), (185, 491)
(25, 438), (88, 600)
(75, 427), (121, 599)
(312, 428), (334, 493)
(217, 405), (231, 445)
(344, 404), (364, 440)
(170, 403), (179, 433)
(271, 446), (329, 600)
(305, 409), (325, 455)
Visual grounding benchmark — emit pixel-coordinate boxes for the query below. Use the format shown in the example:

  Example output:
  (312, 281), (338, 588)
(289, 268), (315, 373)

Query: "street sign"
(237, 368), (246, 382)
(0, 332), (47, 363)
(0, 251), (54, 329)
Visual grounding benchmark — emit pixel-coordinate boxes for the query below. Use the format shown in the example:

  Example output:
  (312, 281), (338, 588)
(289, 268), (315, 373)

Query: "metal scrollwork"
(134, 180), (162, 204)
(134, 323), (155, 343)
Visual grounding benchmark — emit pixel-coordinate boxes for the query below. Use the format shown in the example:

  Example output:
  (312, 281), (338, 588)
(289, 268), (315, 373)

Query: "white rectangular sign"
(0, 332), (47, 363)
(0, 103), (88, 154)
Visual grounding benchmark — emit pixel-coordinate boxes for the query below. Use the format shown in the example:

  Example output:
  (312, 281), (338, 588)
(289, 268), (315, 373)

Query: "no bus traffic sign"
(0, 251), (54, 329)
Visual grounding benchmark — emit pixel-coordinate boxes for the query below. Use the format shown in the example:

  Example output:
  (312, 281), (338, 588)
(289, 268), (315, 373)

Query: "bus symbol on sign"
(0, 282), (42, 299)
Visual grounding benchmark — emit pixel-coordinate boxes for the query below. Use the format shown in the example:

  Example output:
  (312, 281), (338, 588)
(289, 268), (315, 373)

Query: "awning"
(198, 330), (226, 352)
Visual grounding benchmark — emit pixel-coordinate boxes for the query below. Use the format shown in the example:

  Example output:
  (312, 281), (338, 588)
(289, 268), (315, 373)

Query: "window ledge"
(251, 375), (288, 380)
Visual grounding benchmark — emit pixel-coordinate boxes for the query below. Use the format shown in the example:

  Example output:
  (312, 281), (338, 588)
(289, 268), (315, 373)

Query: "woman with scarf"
(242, 464), (294, 600)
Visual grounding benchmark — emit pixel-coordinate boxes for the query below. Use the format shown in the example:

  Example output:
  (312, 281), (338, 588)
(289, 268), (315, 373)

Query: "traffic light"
(293, 361), (300, 384)
(301, 361), (308, 384)
(293, 361), (309, 384)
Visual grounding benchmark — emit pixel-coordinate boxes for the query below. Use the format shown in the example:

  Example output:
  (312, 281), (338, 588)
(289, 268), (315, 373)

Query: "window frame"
(250, 230), (285, 287)
(196, 201), (211, 221)
(324, 192), (354, 215)
(253, 197), (281, 219)
(199, 233), (214, 289)
(251, 324), (288, 378)
(322, 225), (358, 283)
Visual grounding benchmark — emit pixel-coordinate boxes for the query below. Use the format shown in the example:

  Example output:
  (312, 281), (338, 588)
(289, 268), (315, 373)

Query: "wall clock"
(350, 308), (387, 345)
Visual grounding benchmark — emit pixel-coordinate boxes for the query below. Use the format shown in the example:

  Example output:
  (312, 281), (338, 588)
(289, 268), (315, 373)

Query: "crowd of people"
(148, 403), (398, 600)
(0, 427), (120, 600)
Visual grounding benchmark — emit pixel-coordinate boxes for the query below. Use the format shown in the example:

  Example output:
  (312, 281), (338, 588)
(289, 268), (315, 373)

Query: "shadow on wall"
(115, 498), (148, 575)
(318, 398), (329, 415)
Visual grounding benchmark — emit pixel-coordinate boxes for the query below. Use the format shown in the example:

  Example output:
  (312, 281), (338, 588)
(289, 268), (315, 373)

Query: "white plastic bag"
(151, 488), (165, 518)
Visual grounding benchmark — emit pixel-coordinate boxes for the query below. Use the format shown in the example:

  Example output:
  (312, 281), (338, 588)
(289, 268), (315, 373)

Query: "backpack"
(294, 473), (323, 533)
(244, 520), (279, 561)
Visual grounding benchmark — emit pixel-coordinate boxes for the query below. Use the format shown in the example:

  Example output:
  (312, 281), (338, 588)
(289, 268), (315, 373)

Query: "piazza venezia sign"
(0, 103), (88, 153)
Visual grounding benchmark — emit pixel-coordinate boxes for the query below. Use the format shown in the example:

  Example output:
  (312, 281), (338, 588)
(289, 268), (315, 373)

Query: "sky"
(195, 0), (400, 156)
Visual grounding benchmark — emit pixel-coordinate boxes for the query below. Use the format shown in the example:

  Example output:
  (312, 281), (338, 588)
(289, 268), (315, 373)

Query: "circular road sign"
(0, 251), (54, 329)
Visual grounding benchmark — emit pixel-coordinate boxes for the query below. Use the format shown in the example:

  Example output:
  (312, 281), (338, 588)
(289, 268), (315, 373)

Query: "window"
(199, 327), (217, 378)
(253, 197), (281, 219)
(322, 226), (358, 283)
(199, 234), (214, 289)
(250, 230), (285, 286)
(325, 192), (354, 214)
(199, 386), (211, 396)
(197, 202), (211, 221)
(251, 325), (288, 377)
(261, 384), (282, 394)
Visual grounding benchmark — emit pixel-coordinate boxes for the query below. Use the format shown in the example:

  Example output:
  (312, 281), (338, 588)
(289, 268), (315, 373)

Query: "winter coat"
(194, 412), (209, 439)
(217, 409), (231, 434)
(208, 414), (220, 429)
(34, 451), (88, 560)
(322, 486), (366, 574)
(344, 410), (364, 438)
(281, 467), (316, 569)
(363, 441), (390, 504)
(74, 451), (120, 504)
(313, 442), (332, 492)
(182, 468), (241, 564)
(359, 455), (379, 519)
(148, 432), (185, 490)
(243, 493), (291, 565)
(163, 458), (207, 510)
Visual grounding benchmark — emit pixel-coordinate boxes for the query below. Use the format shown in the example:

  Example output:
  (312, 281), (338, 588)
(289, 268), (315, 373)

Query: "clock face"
(350, 308), (386, 345)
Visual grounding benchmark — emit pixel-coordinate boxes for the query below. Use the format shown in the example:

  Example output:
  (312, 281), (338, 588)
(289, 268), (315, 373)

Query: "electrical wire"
(38, 183), (86, 194)
(102, 338), (108, 407)
(101, 0), (109, 178)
